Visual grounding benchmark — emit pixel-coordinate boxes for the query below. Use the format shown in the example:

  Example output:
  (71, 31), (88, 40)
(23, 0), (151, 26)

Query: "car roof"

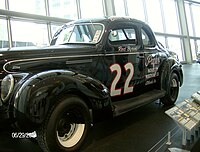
(69, 16), (148, 26)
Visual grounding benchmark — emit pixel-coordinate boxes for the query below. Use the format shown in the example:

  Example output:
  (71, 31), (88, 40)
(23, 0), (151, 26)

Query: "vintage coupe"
(0, 17), (183, 152)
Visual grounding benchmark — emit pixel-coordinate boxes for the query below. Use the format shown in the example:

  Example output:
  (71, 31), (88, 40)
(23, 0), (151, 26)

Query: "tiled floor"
(0, 63), (200, 152)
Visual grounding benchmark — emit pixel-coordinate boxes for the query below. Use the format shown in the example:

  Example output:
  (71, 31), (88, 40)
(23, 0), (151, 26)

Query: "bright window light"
(9, 0), (45, 15)
(0, 0), (5, 9)
(80, 0), (104, 18)
(127, 0), (145, 22)
(49, 0), (78, 19)
(11, 20), (49, 47)
(167, 37), (184, 61)
(114, 0), (125, 16)
(192, 4), (200, 37)
(0, 19), (8, 48)
(162, 0), (180, 34)
(145, 0), (164, 33)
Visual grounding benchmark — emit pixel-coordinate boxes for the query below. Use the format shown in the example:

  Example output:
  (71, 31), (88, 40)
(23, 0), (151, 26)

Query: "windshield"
(53, 23), (104, 45)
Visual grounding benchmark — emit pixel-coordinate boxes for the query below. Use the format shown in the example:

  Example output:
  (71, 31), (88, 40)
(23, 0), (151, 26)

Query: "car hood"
(1, 44), (96, 53)
(0, 44), (97, 74)
(0, 44), (96, 60)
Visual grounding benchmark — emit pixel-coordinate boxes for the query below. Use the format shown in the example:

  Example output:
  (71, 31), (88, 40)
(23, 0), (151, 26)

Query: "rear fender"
(13, 70), (111, 125)
(159, 58), (183, 91)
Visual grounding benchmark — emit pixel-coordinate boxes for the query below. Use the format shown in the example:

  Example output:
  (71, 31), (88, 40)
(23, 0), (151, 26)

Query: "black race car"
(0, 17), (183, 152)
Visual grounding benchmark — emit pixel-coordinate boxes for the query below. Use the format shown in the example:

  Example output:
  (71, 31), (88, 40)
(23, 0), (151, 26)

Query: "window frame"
(108, 26), (138, 46)
(141, 26), (156, 48)
(52, 23), (105, 45)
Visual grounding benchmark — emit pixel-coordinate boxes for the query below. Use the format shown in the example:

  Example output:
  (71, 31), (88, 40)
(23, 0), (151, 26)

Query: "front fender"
(12, 70), (110, 125)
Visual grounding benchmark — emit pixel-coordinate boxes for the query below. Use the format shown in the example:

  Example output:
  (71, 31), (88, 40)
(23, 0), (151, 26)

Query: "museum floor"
(0, 63), (200, 152)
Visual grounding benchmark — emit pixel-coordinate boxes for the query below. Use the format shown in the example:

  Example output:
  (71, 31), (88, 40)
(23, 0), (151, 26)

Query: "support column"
(177, 0), (193, 64)
(76, 0), (82, 19)
(102, 0), (116, 16)
(124, 0), (129, 16)
(5, 0), (12, 49)
(44, 0), (52, 44)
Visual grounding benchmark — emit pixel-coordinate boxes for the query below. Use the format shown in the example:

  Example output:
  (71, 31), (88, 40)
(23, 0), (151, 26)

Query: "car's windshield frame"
(53, 22), (105, 45)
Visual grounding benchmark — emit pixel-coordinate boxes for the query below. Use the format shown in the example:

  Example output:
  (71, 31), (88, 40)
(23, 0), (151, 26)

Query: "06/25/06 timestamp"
(11, 131), (37, 138)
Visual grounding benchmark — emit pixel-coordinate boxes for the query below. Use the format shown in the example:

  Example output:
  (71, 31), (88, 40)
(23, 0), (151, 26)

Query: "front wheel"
(37, 95), (91, 152)
(160, 73), (179, 105)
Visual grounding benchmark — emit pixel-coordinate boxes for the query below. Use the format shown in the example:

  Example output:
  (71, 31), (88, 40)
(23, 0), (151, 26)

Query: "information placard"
(165, 92), (200, 131)
(165, 104), (198, 131)
(191, 91), (200, 105)
(165, 91), (200, 146)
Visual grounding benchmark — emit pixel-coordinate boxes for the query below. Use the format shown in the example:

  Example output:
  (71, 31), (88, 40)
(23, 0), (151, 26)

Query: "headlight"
(1, 74), (14, 102)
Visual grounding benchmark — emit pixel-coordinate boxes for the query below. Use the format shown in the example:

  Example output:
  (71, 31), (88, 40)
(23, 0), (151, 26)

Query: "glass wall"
(162, 0), (180, 34)
(156, 36), (166, 48)
(0, 19), (8, 48)
(190, 39), (200, 61)
(0, 0), (105, 48)
(145, 0), (164, 33)
(167, 37), (184, 61)
(192, 4), (200, 37)
(11, 20), (49, 47)
(0, 0), (5, 9)
(114, 0), (125, 16)
(197, 40), (200, 53)
(185, 2), (194, 36)
(80, 0), (104, 18)
(185, 2), (200, 37)
(9, 0), (46, 15)
(185, 1), (200, 60)
(190, 39), (196, 60)
(49, 0), (78, 19)
(126, 0), (145, 22)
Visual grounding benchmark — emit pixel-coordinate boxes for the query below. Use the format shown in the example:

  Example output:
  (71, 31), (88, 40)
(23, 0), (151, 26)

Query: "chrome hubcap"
(56, 112), (85, 148)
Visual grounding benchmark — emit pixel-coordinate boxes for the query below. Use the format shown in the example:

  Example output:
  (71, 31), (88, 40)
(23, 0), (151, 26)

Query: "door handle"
(137, 56), (145, 59)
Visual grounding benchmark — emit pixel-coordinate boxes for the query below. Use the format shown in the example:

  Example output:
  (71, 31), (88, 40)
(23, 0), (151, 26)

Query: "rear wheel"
(161, 73), (179, 105)
(37, 95), (91, 152)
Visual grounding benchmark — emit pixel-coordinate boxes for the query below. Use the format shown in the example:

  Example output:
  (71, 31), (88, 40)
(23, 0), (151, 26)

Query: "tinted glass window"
(124, 29), (136, 40)
(141, 27), (154, 46)
(109, 29), (126, 41)
(109, 28), (137, 44)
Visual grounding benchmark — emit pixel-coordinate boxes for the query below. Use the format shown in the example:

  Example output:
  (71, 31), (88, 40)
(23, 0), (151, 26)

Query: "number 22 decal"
(110, 63), (134, 96)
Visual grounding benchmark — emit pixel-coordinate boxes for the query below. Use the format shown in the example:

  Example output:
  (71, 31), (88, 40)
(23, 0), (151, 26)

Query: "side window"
(109, 28), (137, 45)
(141, 27), (154, 47)
(124, 29), (136, 40)
(109, 29), (126, 41)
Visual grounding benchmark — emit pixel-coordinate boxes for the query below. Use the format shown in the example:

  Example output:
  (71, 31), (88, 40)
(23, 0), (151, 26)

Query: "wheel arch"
(171, 64), (183, 87)
(63, 89), (93, 109)
(159, 58), (183, 90)
(11, 70), (111, 130)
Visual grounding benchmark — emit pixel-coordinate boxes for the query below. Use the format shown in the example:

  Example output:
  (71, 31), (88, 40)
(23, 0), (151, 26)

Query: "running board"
(113, 89), (166, 117)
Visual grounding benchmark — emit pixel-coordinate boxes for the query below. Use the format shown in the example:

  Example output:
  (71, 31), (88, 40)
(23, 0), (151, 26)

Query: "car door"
(104, 22), (145, 100)
(140, 25), (161, 87)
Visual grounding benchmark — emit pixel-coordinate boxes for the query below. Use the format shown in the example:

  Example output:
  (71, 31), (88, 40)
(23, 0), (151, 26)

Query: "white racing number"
(110, 63), (134, 96)
(110, 64), (122, 96)
(124, 63), (134, 94)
